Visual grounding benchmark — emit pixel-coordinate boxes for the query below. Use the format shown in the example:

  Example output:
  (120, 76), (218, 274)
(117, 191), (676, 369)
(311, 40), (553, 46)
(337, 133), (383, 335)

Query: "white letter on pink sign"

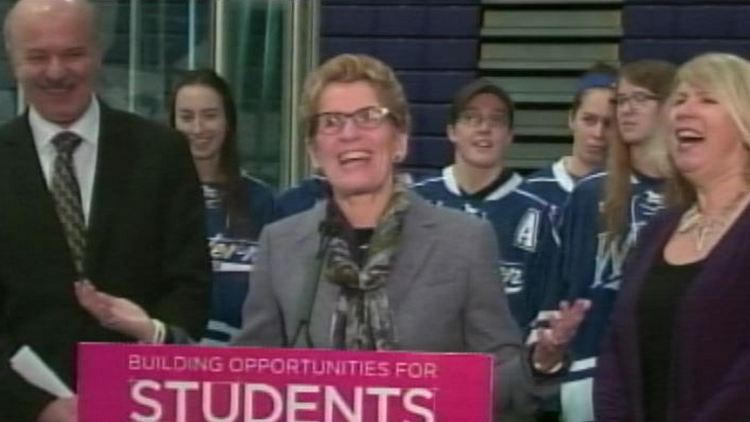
(165, 381), (200, 422)
(286, 384), (320, 422)
(404, 388), (435, 422)
(130, 379), (163, 422)
(244, 383), (283, 422)
(366, 387), (400, 422)
(203, 382), (240, 422)
(324, 386), (363, 422)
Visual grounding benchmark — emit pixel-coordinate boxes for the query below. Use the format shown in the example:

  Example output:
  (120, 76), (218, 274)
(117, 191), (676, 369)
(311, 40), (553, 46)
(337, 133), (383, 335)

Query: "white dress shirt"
(29, 96), (100, 224)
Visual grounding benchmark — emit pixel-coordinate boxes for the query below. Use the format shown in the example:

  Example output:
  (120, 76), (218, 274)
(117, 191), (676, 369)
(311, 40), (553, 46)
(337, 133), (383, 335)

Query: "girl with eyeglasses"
(539, 60), (676, 422)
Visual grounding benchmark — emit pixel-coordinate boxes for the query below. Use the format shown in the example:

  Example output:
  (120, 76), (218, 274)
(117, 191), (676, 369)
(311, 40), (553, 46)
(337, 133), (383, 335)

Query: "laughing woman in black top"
(595, 53), (750, 422)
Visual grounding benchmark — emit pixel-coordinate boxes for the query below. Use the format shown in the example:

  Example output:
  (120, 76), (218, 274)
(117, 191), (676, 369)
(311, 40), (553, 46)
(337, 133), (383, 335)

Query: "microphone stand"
(290, 221), (338, 347)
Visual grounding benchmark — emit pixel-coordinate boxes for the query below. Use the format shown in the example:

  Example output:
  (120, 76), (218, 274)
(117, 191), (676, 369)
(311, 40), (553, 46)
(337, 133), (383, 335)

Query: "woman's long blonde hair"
(602, 60), (676, 243)
(665, 53), (750, 208)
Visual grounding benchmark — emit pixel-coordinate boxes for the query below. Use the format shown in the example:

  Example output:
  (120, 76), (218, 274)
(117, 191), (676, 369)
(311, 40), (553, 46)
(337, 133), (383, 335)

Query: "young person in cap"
(413, 79), (561, 333)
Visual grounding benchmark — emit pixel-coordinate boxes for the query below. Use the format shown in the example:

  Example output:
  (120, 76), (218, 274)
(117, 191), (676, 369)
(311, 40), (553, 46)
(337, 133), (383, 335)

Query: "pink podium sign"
(78, 343), (493, 422)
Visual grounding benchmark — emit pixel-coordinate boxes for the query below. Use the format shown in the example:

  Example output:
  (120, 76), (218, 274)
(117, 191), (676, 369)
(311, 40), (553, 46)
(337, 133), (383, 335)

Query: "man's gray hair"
(4, 0), (101, 56)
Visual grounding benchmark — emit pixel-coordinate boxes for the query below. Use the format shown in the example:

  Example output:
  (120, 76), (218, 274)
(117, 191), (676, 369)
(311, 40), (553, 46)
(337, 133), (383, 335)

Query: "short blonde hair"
(300, 54), (411, 140)
(667, 53), (750, 206)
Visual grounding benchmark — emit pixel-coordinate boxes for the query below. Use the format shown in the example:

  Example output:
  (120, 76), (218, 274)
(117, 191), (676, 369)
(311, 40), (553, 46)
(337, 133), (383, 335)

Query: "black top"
(638, 253), (702, 422)
(350, 228), (374, 266)
(325, 200), (374, 266)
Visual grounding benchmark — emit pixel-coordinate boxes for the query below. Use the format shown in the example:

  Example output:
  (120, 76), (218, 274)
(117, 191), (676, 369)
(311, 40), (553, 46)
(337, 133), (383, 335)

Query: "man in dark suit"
(0, 0), (210, 421)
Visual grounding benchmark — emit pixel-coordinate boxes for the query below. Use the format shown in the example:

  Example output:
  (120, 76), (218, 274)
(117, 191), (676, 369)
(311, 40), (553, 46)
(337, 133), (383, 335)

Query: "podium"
(78, 343), (493, 422)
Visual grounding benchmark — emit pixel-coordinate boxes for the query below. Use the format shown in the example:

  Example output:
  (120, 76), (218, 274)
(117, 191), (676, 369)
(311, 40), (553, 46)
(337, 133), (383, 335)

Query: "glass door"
(0, 0), (318, 189)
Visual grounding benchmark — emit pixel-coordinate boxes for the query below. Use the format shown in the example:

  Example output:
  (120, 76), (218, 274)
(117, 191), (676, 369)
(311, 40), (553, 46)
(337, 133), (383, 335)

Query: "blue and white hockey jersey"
(201, 175), (276, 345)
(274, 174), (328, 220)
(543, 170), (665, 422)
(412, 165), (558, 332)
(522, 157), (577, 219)
(274, 171), (424, 221)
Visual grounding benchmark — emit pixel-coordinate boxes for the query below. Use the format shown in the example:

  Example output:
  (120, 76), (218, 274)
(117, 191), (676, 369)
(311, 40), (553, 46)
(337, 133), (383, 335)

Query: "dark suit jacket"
(594, 205), (750, 422)
(233, 192), (561, 422)
(0, 103), (211, 421)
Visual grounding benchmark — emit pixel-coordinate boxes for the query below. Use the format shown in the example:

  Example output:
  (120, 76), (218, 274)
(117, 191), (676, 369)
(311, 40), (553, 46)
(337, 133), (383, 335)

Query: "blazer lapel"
(85, 105), (137, 277)
(3, 116), (78, 278)
(302, 195), (439, 346)
(617, 210), (680, 422)
(387, 193), (438, 310)
(5, 118), (59, 221)
(282, 202), (340, 348)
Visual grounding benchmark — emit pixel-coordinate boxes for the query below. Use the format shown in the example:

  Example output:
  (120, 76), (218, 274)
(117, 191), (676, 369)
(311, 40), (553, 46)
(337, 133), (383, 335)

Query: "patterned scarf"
(325, 182), (410, 350)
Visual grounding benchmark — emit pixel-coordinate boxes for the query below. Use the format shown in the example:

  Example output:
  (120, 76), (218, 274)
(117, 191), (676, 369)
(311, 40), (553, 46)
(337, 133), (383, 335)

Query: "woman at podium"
(231, 53), (589, 422)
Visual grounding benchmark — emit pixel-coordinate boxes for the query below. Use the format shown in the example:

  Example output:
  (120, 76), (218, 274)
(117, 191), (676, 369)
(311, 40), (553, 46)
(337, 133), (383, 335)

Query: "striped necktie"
(50, 131), (86, 275)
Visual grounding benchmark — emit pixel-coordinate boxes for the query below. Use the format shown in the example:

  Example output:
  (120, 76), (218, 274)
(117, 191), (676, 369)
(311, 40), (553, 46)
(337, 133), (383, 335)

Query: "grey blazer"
(232, 192), (558, 421)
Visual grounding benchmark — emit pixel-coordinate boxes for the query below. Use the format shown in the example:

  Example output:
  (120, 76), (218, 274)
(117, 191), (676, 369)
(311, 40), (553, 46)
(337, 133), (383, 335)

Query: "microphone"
(291, 219), (340, 347)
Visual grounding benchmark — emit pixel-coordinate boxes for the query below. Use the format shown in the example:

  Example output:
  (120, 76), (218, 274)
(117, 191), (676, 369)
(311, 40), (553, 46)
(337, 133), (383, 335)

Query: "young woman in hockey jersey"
(524, 63), (618, 213)
(170, 69), (276, 344)
(596, 52), (750, 422)
(72, 70), (276, 346)
(543, 60), (676, 422)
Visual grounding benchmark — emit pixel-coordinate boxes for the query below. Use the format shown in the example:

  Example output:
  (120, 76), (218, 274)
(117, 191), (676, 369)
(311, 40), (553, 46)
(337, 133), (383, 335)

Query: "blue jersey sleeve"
(274, 177), (328, 220)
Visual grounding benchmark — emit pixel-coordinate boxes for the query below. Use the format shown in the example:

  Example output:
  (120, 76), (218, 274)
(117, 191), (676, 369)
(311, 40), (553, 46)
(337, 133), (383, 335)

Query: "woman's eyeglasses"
(314, 106), (391, 135)
(614, 92), (659, 108)
(457, 111), (509, 129)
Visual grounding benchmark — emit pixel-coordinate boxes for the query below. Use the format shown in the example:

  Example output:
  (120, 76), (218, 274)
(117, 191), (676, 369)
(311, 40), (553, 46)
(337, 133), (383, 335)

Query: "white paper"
(10, 345), (73, 398)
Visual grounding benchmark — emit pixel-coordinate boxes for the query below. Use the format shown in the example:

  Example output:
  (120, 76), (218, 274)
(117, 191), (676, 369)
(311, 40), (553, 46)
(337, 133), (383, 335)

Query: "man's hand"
(532, 299), (591, 372)
(37, 397), (77, 422)
(74, 280), (155, 342)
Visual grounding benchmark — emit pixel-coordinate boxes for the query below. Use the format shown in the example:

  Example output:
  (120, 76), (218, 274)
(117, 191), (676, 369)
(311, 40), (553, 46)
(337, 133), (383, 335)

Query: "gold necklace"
(677, 189), (750, 252)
